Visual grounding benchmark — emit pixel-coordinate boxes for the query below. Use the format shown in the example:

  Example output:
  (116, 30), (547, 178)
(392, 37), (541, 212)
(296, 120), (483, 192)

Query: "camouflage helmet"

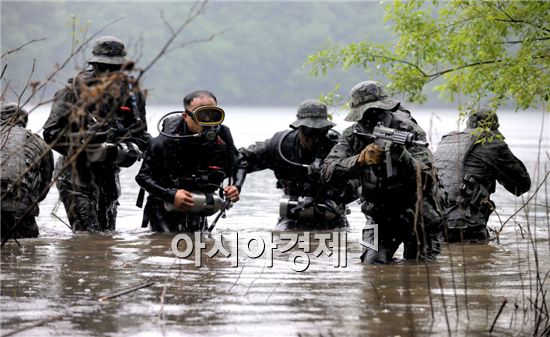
(467, 106), (499, 130)
(88, 35), (127, 65)
(290, 99), (335, 129)
(345, 81), (400, 122)
(0, 101), (28, 127)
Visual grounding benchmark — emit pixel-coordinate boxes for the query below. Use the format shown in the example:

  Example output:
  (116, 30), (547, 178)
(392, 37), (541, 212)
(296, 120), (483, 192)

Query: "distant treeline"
(2, 1), (452, 107)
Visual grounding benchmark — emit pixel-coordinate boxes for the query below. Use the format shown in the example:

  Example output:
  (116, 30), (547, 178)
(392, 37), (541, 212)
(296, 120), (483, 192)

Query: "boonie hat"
(0, 101), (28, 126)
(290, 99), (335, 129)
(89, 36), (127, 65)
(467, 106), (499, 130)
(345, 81), (400, 122)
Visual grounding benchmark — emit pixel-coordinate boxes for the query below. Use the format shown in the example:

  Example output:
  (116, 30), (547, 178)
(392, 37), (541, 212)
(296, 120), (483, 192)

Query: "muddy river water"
(1, 107), (549, 337)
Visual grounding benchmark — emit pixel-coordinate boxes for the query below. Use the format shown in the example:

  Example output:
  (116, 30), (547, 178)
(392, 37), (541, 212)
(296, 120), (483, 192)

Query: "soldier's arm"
(37, 142), (54, 202)
(239, 134), (278, 173)
(42, 89), (77, 155)
(27, 134), (54, 202)
(223, 127), (247, 192)
(321, 127), (361, 185)
(488, 141), (531, 196)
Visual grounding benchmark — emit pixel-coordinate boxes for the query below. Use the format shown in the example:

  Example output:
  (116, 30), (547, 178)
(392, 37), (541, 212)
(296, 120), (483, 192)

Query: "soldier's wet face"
(299, 126), (328, 138)
(298, 126), (328, 150)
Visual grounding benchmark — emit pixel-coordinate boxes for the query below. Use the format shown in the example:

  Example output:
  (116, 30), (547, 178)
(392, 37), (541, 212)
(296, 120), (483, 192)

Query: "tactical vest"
(0, 126), (38, 191)
(273, 129), (335, 198)
(352, 114), (418, 206)
(435, 131), (492, 228)
(434, 131), (475, 204)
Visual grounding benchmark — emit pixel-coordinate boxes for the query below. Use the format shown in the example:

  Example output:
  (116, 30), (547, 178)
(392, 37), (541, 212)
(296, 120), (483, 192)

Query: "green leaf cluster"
(307, 0), (550, 112)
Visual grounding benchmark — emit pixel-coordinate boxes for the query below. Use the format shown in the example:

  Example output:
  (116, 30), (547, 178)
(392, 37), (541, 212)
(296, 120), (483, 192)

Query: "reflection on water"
(1, 106), (549, 336)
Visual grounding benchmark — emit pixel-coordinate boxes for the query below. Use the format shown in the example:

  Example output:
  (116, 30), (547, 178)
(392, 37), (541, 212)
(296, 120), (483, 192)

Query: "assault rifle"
(354, 122), (428, 177)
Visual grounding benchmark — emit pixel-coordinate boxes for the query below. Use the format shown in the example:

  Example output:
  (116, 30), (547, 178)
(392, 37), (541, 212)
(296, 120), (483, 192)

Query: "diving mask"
(189, 105), (225, 126)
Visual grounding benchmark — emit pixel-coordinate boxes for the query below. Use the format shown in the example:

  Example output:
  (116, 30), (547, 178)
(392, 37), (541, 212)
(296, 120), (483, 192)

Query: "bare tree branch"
(1, 79), (12, 99)
(497, 168), (550, 233)
(0, 38), (46, 59)
(0, 64), (7, 80)
(165, 30), (228, 54)
(137, 0), (210, 81)
(18, 18), (123, 110)
(17, 59), (36, 106)
(159, 8), (175, 34)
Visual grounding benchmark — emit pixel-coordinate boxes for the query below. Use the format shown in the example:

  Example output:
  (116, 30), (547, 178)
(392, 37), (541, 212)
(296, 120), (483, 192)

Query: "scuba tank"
(164, 191), (226, 216)
(279, 195), (339, 222)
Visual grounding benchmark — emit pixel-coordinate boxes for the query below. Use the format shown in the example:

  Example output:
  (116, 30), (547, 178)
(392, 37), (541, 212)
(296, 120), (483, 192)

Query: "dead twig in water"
(425, 260), (435, 320)
(245, 263), (267, 297)
(489, 299), (508, 333)
(98, 281), (154, 302)
(51, 197), (73, 232)
(228, 265), (245, 293)
(265, 272), (285, 304)
(159, 284), (167, 320)
(461, 242), (470, 321)
(447, 245), (460, 324)
(1, 314), (63, 337)
(369, 280), (384, 308)
(438, 277), (452, 337)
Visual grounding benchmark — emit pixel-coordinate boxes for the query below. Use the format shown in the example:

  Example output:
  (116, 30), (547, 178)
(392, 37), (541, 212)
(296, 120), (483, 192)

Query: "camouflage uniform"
(43, 36), (150, 232)
(240, 99), (359, 230)
(434, 107), (531, 242)
(321, 81), (445, 264)
(1, 102), (53, 241)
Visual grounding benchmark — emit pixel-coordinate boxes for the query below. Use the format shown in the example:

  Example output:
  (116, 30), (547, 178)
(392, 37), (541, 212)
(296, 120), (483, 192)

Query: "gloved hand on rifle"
(357, 143), (384, 166)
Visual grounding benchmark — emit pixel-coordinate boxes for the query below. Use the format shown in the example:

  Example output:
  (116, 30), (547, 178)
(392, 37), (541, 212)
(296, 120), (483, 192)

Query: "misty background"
(1, 1), (454, 108)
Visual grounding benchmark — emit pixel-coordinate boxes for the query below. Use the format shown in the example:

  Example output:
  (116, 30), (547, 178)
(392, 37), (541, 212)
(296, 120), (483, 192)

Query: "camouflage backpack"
(0, 126), (38, 193)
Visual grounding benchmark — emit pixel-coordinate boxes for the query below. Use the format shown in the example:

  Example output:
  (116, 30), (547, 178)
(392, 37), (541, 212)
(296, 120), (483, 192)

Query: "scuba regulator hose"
(277, 129), (343, 220)
(156, 111), (220, 141)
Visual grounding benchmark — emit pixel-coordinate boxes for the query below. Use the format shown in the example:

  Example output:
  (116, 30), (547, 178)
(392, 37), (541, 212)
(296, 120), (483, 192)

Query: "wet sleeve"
(42, 88), (77, 155)
(490, 142), (531, 196)
(239, 135), (277, 173)
(321, 128), (361, 185)
(39, 148), (54, 202)
(32, 135), (54, 202)
(224, 128), (247, 192)
(135, 141), (177, 203)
